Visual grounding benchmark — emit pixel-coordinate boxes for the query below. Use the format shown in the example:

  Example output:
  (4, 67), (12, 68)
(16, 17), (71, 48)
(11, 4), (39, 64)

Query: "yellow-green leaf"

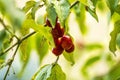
(47, 64), (66, 80)
(109, 20), (120, 53)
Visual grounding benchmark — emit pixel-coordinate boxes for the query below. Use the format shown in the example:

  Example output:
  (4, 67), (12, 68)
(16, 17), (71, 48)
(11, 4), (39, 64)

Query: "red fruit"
(46, 19), (52, 27)
(61, 35), (73, 50)
(65, 44), (74, 53)
(52, 46), (64, 56)
(55, 22), (64, 37)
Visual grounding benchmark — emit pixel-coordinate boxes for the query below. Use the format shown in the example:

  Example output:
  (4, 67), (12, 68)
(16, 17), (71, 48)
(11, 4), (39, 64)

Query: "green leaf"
(115, 5), (120, 15)
(91, 0), (99, 7)
(85, 43), (103, 51)
(79, 0), (88, 6)
(63, 52), (75, 65)
(81, 56), (101, 76)
(52, 0), (70, 26)
(106, 62), (120, 80)
(35, 34), (49, 63)
(32, 64), (53, 80)
(82, 56), (101, 70)
(23, 1), (36, 13)
(116, 33), (120, 49)
(45, 1), (57, 27)
(109, 20), (120, 53)
(0, 30), (7, 53)
(0, 0), (25, 28)
(47, 64), (66, 80)
(106, 0), (119, 15)
(86, 6), (98, 22)
(19, 38), (31, 76)
(31, 1), (40, 19)
(74, 3), (87, 35)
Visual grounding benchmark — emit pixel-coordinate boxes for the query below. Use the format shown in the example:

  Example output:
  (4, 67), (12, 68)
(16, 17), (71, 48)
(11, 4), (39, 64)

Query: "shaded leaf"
(106, 0), (119, 15)
(45, 0), (57, 27)
(32, 64), (53, 80)
(31, 1), (41, 19)
(63, 52), (75, 65)
(109, 20), (120, 53)
(0, 0), (25, 28)
(0, 30), (7, 53)
(91, 0), (99, 7)
(35, 34), (49, 63)
(52, 0), (70, 26)
(86, 6), (98, 22)
(116, 33), (120, 49)
(115, 5), (120, 15)
(23, 1), (36, 13)
(106, 62), (120, 80)
(82, 56), (101, 70)
(74, 3), (87, 35)
(47, 64), (66, 80)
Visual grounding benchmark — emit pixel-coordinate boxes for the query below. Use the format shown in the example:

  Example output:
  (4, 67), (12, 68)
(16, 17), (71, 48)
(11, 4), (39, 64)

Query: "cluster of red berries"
(46, 18), (74, 56)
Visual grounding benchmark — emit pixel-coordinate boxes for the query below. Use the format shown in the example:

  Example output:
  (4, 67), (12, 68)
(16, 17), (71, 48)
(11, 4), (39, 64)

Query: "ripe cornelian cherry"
(61, 35), (73, 50)
(65, 44), (74, 53)
(52, 46), (64, 56)
(45, 18), (52, 27)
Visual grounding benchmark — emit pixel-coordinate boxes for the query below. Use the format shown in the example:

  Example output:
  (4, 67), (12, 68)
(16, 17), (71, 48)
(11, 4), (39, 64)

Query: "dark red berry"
(46, 18), (52, 27)
(61, 35), (73, 50)
(65, 44), (74, 53)
(55, 22), (64, 37)
(52, 46), (64, 56)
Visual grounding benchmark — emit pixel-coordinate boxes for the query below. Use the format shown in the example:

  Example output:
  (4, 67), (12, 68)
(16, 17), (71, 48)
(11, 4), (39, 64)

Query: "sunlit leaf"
(85, 43), (103, 51)
(63, 52), (75, 65)
(109, 20), (120, 53)
(47, 64), (66, 80)
(52, 0), (70, 26)
(32, 64), (52, 80)
(23, 1), (36, 13)
(79, 0), (88, 6)
(24, 19), (51, 39)
(106, 0), (119, 15)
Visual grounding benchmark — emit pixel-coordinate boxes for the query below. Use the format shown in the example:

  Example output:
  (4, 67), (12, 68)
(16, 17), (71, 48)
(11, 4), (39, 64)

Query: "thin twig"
(70, 0), (80, 9)
(55, 56), (59, 64)
(0, 31), (36, 56)
(0, 17), (20, 40)
(3, 44), (20, 80)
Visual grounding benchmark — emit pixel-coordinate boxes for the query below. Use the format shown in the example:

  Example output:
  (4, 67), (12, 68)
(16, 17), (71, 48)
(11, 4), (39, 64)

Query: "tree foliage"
(0, 0), (120, 80)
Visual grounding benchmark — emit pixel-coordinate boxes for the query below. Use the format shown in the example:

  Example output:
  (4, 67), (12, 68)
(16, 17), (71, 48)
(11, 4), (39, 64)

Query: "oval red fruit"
(52, 46), (64, 56)
(65, 44), (74, 53)
(61, 35), (73, 50)
(46, 19), (52, 27)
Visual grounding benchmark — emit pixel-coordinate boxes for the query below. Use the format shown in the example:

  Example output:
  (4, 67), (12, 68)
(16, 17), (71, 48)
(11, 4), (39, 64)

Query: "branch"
(0, 17), (19, 40)
(55, 56), (59, 64)
(70, 0), (80, 9)
(3, 44), (20, 80)
(0, 31), (36, 56)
